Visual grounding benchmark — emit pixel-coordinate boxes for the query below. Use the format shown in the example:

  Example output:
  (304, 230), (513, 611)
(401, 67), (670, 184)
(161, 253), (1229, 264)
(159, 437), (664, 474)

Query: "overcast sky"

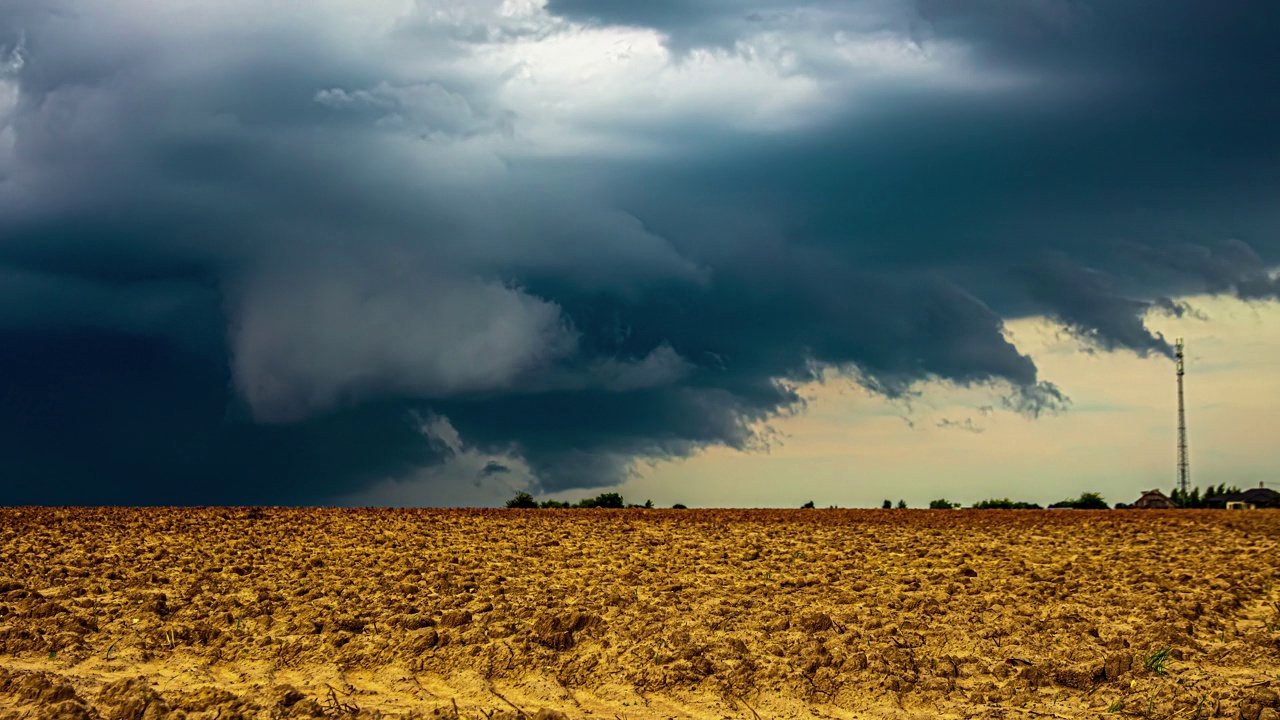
(0, 0), (1277, 506)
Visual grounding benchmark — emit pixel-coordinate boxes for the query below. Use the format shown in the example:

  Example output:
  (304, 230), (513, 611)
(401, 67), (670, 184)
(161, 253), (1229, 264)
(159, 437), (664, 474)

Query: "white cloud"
(229, 257), (579, 422)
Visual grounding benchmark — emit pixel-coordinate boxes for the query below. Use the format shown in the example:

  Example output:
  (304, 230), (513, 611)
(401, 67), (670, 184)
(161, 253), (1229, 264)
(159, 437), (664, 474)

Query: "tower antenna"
(1175, 338), (1189, 496)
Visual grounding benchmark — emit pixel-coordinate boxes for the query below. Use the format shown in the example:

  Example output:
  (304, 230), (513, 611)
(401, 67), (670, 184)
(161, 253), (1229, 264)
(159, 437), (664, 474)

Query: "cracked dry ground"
(1, 509), (1279, 720)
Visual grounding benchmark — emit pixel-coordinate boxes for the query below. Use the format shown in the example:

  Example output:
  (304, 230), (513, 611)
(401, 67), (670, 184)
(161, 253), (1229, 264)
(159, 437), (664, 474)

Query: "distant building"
(1132, 489), (1177, 509)
(1206, 484), (1279, 510)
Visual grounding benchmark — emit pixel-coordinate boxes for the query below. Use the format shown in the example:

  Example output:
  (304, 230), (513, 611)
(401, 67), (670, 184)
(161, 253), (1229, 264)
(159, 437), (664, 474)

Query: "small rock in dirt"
(843, 652), (869, 671)
(403, 613), (435, 630)
(798, 612), (833, 632)
(36, 701), (94, 720)
(532, 710), (569, 720)
(1250, 688), (1280, 707)
(741, 549), (759, 561)
(532, 611), (602, 650)
(958, 566), (977, 578)
(1103, 652), (1132, 680)
(401, 627), (440, 656)
(438, 610), (472, 628)
(98, 677), (171, 720)
(332, 614), (366, 632)
(13, 673), (78, 704)
(1051, 664), (1098, 690)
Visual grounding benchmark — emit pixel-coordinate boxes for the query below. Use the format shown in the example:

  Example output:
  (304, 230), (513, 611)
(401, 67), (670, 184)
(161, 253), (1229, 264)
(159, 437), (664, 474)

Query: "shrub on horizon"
(972, 498), (1043, 510)
(1049, 492), (1110, 510)
(577, 492), (625, 509)
(504, 492), (537, 509)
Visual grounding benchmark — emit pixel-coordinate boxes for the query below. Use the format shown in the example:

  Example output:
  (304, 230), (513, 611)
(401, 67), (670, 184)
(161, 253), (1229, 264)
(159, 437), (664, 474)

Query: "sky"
(0, 0), (1277, 506)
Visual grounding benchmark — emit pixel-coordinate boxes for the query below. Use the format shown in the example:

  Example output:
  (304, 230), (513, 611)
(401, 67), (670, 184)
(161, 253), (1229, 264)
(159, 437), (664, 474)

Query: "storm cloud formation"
(0, 0), (1277, 504)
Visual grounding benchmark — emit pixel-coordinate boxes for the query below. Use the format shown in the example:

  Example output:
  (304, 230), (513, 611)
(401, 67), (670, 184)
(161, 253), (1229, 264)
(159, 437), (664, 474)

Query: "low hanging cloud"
(0, 0), (1277, 504)
(228, 259), (579, 423)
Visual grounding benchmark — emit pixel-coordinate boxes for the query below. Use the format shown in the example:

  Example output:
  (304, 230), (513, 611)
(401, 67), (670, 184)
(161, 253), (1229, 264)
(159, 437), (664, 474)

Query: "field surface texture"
(1, 508), (1279, 720)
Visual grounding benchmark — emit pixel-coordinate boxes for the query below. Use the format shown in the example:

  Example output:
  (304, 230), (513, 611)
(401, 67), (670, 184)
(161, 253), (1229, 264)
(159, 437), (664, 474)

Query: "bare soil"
(1, 508), (1278, 719)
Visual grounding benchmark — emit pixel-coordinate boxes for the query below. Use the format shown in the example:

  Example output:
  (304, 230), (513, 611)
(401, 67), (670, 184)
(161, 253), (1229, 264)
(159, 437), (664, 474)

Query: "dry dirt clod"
(797, 612), (833, 633)
(438, 610), (472, 628)
(35, 700), (95, 720)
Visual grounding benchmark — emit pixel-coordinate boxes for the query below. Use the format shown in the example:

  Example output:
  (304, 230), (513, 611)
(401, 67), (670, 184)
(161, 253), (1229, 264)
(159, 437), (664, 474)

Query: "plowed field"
(1, 508), (1278, 720)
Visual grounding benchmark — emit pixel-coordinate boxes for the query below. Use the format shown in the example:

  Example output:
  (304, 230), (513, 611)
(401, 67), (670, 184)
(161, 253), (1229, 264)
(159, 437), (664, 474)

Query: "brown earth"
(1, 507), (1279, 720)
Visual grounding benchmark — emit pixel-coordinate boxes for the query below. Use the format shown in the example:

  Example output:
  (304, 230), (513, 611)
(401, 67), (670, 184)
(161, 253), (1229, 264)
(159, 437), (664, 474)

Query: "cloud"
(1127, 239), (1280, 302)
(228, 257), (579, 423)
(936, 418), (984, 434)
(1018, 254), (1176, 358)
(0, 0), (1276, 504)
(480, 460), (511, 476)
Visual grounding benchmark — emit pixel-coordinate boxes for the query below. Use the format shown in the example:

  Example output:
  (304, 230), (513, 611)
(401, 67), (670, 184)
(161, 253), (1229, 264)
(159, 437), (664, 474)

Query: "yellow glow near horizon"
(581, 295), (1280, 509)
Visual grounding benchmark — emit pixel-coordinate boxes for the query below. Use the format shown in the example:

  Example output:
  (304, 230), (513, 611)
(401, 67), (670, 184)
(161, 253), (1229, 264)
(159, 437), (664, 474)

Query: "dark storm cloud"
(480, 461), (511, 477)
(0, 0), (1277, 504)
(1018, 255), (1176, 358)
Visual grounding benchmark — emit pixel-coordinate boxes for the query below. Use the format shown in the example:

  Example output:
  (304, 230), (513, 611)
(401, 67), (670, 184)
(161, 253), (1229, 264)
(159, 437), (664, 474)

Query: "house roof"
(1207, 488), (1278, 504)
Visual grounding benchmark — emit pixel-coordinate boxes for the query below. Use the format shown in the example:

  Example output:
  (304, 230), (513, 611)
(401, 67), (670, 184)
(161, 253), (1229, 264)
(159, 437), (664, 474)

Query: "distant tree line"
(508, 485), (1258, 511)
(971, 498), (1043, 510)
(922, 493), (1103, 509)
(1169, 484), (1242, 508)
(1047, 492), (1110, 509)
(505, 491), (659, 509)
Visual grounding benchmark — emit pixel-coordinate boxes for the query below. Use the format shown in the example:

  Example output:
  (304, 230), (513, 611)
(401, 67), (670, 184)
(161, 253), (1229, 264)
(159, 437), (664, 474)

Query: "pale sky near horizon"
(538, 294), (1280, 509)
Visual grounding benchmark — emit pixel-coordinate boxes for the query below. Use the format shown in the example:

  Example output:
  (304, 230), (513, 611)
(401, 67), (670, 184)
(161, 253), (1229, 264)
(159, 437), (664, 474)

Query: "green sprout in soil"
(1144, 647), (1171, 675)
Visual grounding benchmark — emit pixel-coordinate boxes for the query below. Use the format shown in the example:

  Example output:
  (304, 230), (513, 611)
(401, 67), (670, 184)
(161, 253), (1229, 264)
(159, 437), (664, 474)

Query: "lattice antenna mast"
(1175, 338), (1189, 496)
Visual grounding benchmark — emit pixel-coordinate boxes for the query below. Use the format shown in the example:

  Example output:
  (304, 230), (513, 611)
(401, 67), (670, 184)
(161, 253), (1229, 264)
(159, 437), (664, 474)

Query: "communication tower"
(1175, 338), (1189, 496)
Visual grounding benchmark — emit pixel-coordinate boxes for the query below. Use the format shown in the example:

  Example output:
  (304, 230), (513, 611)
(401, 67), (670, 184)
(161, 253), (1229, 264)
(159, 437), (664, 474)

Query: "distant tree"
(928, 498), (960, 509)
(1050, 492), (1109, 510)
(1075, 492), (1109, 509)
(801, 500), (816, 509)
(577, 492), (624, 509)
(539, 500), (571, 509)
(644, 499), (654, 509)
(672, 503), (688, 509)
(972, 498), (1042, 510)
(896, 499), (907, 509)
(1203, 484), (1242, 504)
(882, 499), (893, 509)
(505, 492), (537, 509)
